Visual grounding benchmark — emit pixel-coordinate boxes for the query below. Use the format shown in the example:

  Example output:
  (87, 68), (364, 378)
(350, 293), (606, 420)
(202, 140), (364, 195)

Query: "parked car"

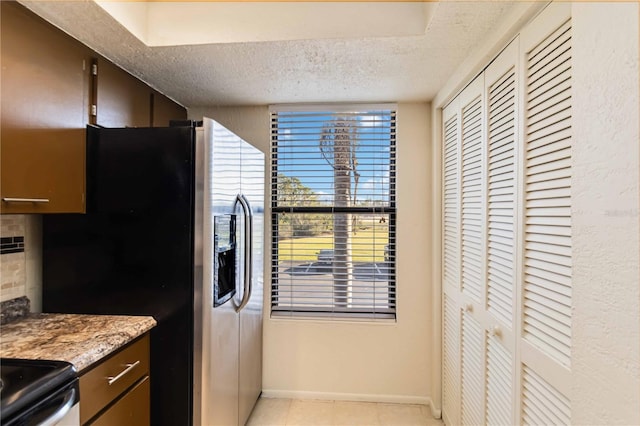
(316, 249), (334, 264)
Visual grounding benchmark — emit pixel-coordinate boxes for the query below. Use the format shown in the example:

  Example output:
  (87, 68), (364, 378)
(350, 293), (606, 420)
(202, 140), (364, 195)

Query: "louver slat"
(487, 67), (516, 326)
(461, 97), (483, 302)
(523, 18), (572, 368)
(443, 295), (461, 425)
(443, 115), (459, 291)
(486, 336), (513, 426)
(461, 312), (484, 426)
(521, 365), (570, 425)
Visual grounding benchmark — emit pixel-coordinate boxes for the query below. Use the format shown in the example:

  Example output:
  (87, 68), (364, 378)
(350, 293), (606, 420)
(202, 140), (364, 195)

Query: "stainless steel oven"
(1, 359), (80, 426)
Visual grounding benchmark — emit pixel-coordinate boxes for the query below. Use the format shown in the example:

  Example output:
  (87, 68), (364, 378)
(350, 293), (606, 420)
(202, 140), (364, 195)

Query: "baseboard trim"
(262, 389), (442, 419)
(428, 400), (442, 419)
(261, 389), (435, 407)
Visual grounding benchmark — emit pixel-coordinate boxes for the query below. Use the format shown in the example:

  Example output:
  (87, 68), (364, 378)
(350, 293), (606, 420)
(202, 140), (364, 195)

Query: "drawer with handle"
(79, 334), (149, 424)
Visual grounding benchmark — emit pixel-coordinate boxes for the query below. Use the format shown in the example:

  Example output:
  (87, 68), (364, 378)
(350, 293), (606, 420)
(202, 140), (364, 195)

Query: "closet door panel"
(521, 365), (570, 426)
(485, 40), (518, 330)
(486, 334), (513, 426)
(483, 37), (519, 426)
(461, 311), (484, 426)
(521, 3), (572, 370)
(443, 100), (461, 294)
(442, 293), (461, 426)
(459, 76), (485, 305)
(441, 99), (462, 426)
(519, 2), (572, 422)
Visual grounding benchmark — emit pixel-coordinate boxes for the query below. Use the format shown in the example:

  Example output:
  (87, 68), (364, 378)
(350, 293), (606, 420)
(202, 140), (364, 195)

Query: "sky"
(274, 110), (394, 206)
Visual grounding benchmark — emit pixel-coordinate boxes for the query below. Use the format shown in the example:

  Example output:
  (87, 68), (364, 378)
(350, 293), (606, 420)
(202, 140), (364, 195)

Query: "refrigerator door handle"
(234, 193), (253, 312)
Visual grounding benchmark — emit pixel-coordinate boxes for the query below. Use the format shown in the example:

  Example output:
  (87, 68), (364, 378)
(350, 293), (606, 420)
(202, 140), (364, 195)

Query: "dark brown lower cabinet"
(91, 377), (150, 426)
(80, 334), (150, 426)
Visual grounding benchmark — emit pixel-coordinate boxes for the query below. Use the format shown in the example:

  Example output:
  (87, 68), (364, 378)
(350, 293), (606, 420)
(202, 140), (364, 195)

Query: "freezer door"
(238, 138), (265, 425)
(200, 118), (241, 426)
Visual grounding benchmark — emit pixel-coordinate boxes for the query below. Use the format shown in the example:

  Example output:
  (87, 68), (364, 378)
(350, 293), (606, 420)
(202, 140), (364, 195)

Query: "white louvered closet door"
(483, 38), (519, 426)
(518, 3), (572, 424)
(441, 99), (461, 426)
(458, 75), (486, 426)
(441, 4), (574, 425)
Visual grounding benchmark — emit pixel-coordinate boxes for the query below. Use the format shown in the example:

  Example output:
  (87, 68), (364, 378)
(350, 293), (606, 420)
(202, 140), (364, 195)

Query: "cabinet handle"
(463, 303), (473, 312)
(107, 360), (140, 385)
(2, 197), (50, 203)
(489, 325), (502, 337)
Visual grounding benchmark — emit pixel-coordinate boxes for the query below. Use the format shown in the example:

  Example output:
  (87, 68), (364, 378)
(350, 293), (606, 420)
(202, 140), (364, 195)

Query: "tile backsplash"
(1, 215), (26, 301)
(1, 236), (25, 255)
(0, 215), (42, 311)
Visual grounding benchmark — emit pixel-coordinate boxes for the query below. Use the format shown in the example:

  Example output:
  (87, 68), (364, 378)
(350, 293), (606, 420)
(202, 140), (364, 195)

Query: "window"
(270, 104), (396, 319)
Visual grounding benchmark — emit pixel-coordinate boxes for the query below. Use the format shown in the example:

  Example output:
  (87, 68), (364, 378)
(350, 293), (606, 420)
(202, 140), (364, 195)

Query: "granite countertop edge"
(0, 313), (157, 372)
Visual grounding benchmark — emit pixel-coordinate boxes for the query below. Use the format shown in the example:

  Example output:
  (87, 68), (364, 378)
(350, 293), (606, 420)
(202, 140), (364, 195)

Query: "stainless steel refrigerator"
(42, 117), (264, 426)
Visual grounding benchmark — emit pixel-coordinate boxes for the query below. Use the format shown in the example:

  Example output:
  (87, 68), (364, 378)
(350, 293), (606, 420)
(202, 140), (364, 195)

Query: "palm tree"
(319, 116), (359, 307)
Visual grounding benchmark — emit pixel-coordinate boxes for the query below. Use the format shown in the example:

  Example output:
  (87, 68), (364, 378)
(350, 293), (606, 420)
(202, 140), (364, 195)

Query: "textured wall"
(571, 3), (640, 424)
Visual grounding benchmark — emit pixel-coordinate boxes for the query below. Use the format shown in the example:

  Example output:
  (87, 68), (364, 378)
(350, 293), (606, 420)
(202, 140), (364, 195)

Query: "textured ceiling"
(19, 1), (517, 108)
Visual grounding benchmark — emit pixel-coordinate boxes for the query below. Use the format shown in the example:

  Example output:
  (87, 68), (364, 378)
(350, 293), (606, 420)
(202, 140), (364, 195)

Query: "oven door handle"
(39, 386), (77, 426)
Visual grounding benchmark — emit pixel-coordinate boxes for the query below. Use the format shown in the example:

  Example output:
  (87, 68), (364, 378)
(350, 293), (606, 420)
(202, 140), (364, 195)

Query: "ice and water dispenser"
(213, 215), (237, 307)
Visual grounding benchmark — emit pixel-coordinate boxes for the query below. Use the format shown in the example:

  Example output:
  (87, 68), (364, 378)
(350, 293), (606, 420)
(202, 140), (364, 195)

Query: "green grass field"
(278, 229), (389, 262)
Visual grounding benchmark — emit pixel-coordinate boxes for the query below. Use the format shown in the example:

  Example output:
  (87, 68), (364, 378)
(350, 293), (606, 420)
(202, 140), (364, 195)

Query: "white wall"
(189, 103), (435, 406)
(570, 3), (640, 424)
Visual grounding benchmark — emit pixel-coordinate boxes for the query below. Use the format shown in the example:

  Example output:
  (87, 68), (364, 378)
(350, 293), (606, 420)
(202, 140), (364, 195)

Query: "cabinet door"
(0, 1), (88, 214)
(91, 376), (150, 426)
(94, 58), (151, 128)
(151, 91), (187, 127)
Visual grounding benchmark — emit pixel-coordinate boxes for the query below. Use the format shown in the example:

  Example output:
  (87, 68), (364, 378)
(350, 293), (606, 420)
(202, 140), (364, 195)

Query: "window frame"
(269, 103), (397, 320)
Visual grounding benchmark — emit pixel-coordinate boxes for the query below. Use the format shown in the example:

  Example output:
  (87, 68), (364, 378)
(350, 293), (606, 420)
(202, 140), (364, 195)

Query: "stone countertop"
(0, 313), (156, 372)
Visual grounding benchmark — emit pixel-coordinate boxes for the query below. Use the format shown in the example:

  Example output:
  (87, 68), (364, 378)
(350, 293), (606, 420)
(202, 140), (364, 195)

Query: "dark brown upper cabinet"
(1, 3), (188, 214)
(93, 58), (152, 128)
(151, 90), (187, 127)
(0, 1), (89, 214)
(92, 60), (186, 128)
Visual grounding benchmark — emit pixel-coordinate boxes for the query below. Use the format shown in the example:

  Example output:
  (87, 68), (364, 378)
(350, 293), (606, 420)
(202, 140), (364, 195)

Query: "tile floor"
(246, 397), (445, 426)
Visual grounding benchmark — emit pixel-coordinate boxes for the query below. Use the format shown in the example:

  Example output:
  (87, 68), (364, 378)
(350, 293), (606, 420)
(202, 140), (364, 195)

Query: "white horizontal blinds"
(523, 18), (572, 367)
(271, 107), (396, 318)
(273, 110), (395, 207)
(485, 335), (513, 426)
(461, 96), (484, 302)
(487, 66), (517, 327)
(443, 113), (460, 291)
(442, 294), (461, 426)
(461, 311), (484, 426)
(521, 365), (570, 426)
(273, 213), (394, 314)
